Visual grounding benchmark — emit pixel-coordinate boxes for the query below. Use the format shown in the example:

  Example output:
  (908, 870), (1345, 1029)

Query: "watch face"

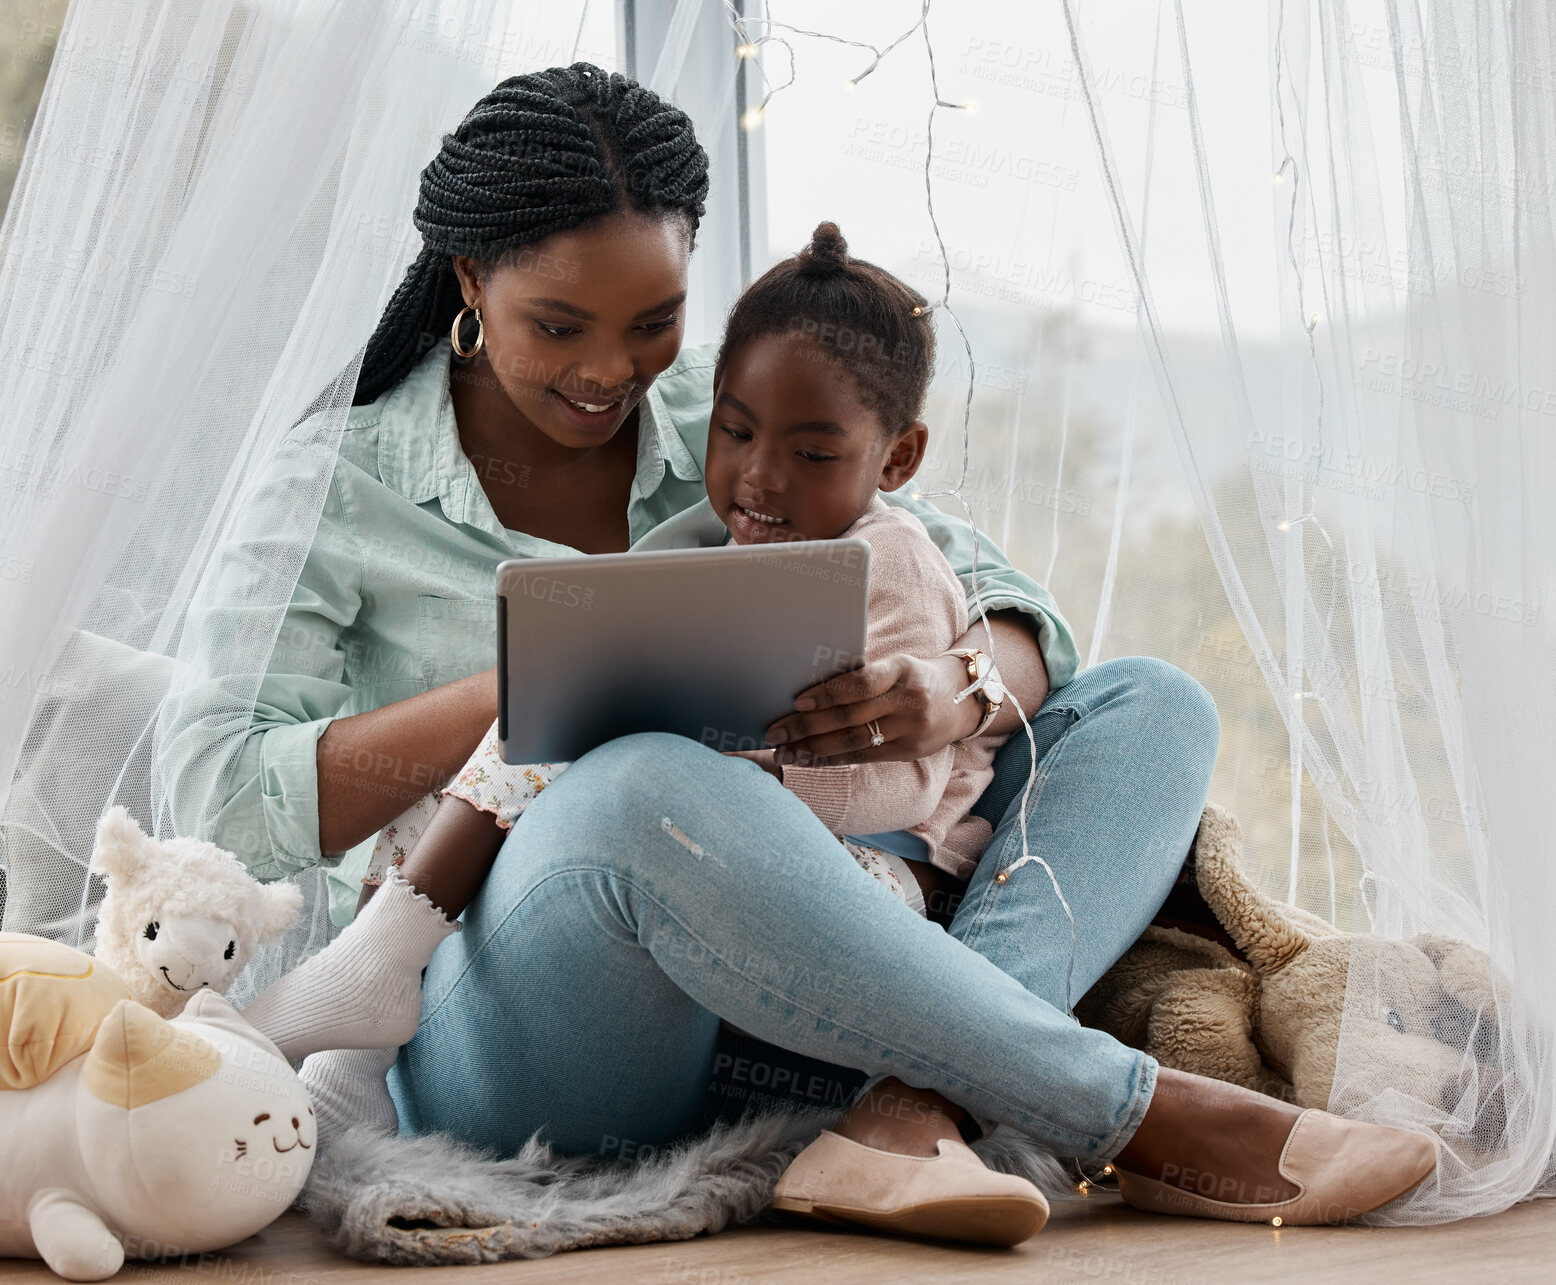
(971, 651), (992, 680)
(984, 680), (1006, 704)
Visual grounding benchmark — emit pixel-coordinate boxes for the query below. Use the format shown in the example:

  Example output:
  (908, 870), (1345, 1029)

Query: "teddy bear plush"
(1078, 803), (1503, 1130)
(0, 932), (315, 1281)
(89, 807), (301, 1017)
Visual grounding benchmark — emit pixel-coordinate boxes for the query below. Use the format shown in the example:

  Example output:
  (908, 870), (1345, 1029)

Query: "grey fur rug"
(301, 1111), (1078, 1265)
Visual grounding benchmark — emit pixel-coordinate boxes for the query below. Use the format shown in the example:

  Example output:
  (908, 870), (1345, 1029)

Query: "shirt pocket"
(416, 594), (497, 691)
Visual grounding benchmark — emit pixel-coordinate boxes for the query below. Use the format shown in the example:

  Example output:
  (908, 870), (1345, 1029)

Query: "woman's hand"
(722, 748), (784, 779)
(764, 611), (1051, 768)
(765, 653), (982, 767)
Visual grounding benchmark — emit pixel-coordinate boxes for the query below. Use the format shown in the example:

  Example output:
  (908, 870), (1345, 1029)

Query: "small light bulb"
(844, 79), (857, 91)
(740, 106), (764, 131)
(1271, 1216), (1283, 1227)
(1078, 1180), (1090, 1193)
(736, 42), (758, 59)
(1277, 519), (1293, 531)
(1273, 171), (1285, 183)
(1102, 1165), (1114, 1176)
(1309, 312), (1321, 327)
(962, 97), (980, 115)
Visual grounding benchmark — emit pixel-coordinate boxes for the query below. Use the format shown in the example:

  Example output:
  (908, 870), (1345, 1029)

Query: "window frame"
(618, 0), (768, 346)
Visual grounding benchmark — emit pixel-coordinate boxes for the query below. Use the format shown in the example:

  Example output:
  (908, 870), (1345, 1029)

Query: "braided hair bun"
(352, 63), (710, 406)
(795, 221), (850, 276)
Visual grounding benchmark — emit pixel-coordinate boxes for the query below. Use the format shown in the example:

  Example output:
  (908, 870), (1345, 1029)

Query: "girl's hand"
(765, 653), (982, 767)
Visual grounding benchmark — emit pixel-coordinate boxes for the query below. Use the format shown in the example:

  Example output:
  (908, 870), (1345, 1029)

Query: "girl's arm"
(785, 609), (1052, 753)
(773, 510), (965, 835)
(768, 527), (1059, 771)
(768, 611), (1049, 772)
(357, 792), (505, 917)
(358, 722), (561, 918)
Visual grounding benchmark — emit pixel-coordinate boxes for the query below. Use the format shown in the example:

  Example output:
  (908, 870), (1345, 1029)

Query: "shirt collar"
(370, 336), (702, 537)
(371, 335), (464, 514)
(637, 376), (704, 489)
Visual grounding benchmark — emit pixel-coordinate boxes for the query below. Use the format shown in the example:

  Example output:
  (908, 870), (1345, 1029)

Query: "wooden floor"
(3, 1193), (1552, 1284)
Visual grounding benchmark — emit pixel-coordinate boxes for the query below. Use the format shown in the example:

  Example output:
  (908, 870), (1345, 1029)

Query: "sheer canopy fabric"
(0, 0), (599, 968)
(0, 0), (1550, 1223)
(1050, 0), (1556, 1220)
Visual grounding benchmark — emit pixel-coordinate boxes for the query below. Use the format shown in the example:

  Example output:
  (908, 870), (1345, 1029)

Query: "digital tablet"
(496, 539), (871, 763)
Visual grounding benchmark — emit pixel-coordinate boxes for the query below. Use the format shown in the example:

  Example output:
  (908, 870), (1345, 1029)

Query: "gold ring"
(867, 719), (884, 747)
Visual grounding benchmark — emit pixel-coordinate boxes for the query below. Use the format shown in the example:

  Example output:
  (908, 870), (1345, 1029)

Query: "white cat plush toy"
(0, 933), (314, 1281)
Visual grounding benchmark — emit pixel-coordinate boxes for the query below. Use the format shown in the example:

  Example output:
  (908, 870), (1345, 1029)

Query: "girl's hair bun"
(717, 215), (935, 432)
(797, 221), (850, 275)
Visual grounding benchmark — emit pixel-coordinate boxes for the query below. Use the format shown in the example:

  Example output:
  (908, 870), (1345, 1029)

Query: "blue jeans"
(390, 657), (1218, 1164)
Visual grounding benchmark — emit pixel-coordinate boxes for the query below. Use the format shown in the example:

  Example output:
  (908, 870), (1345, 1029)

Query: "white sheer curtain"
(1059, 0), (1555, 1220)
(752, 0), (1553, 1220)
(0, 0), (600, 968)
(2, 0), (1551, 1226)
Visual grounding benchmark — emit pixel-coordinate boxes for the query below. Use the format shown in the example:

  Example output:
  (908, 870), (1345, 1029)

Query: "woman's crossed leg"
(391, 730), (1151, 1162)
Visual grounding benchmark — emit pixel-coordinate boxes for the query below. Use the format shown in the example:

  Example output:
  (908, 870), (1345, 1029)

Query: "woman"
(161, 64), (1434, 1241)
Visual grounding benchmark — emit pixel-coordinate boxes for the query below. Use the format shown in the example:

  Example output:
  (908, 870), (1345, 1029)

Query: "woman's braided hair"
(715, 221), (935, 433)
(352, 63), (709, 406)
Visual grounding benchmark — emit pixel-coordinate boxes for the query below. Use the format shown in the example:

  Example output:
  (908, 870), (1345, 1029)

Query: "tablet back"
(496, 539), (870, 763)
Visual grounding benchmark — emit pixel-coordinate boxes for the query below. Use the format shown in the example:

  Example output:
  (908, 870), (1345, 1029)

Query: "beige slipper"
(1113, 1109), (1438, 1225)
(770, 1129), (1049, 1247)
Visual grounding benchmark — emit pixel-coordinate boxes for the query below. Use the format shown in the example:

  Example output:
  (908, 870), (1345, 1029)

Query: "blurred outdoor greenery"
(0, 0), (68, 215)
(918, 309), (1365, 929)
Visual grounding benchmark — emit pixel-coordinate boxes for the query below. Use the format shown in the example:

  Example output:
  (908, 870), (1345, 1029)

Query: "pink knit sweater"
(763, 494), (1008, 881)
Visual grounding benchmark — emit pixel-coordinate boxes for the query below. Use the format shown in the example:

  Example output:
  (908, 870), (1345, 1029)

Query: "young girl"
(240, 222), (1031, 1223)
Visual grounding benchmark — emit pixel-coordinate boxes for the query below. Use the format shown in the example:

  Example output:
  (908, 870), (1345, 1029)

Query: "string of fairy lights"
(1271, 0), (1344, 917)
(717, 0), (1080, 1015)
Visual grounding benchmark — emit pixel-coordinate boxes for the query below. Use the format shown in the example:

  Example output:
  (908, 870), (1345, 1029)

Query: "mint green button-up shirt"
(160, 336), (1078, 920)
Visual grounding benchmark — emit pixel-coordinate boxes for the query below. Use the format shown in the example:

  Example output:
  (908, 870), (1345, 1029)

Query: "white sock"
(241, 872), (459, 1062)
(301, 1046), (400, 1149)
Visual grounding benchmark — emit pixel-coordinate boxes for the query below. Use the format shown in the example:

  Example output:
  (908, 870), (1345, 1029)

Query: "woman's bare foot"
(1113, 1067), (1302, 1203)
(832, 1077), (967, 1157)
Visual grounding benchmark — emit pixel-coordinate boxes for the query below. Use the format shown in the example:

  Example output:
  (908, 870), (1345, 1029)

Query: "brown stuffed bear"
(1078, 804), (1504, 1135)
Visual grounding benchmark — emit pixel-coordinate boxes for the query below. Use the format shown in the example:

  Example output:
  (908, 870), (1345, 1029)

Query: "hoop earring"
(451, 304), (484, 358)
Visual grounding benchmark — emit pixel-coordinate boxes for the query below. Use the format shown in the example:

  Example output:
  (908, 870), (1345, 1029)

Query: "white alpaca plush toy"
(0, 933), (314, 1281)
(83, 807), (459, 1152)
(89, 807), (301, 1017)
